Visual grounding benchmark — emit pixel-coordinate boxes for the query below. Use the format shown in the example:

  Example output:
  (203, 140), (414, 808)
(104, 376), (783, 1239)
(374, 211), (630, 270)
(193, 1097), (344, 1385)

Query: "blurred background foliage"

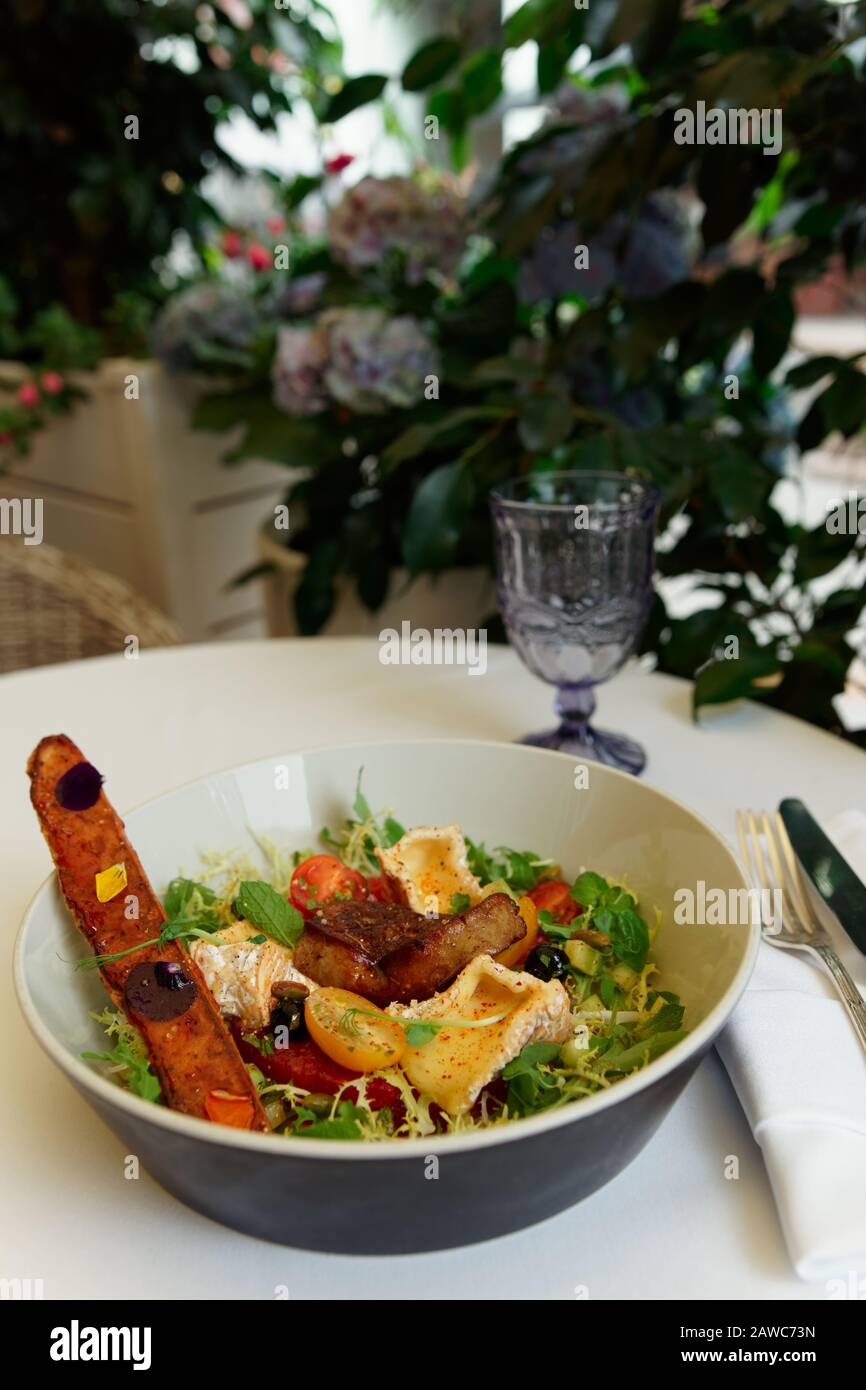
(3, 0), (866, 741)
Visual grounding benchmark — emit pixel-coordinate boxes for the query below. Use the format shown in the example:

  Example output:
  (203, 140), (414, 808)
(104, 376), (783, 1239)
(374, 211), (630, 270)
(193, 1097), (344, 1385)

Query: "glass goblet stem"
(554, 685), (596, 739)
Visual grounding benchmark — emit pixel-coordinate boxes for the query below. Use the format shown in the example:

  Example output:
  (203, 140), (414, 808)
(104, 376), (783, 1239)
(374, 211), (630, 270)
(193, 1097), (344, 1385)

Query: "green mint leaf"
(571, 871), (608, 907)
(609, 907), (650, 973)
(236, 880), (304, 949)
(593, 907), (614, 936)
(606, 886), (636, 914)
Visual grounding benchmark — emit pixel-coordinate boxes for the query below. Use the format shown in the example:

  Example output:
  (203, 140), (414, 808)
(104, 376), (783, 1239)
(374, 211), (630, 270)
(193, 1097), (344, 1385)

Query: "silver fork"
(737, 808), (866, 1055)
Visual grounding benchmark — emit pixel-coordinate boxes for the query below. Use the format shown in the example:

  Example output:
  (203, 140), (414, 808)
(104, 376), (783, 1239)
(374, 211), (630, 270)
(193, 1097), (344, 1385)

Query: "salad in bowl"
(18, 735), (754, 1253)
(29, 736), (685, 1143)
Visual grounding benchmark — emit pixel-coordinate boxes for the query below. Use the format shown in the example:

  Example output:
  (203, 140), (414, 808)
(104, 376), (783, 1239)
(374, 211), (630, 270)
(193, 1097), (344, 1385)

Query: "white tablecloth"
(2, 639), (863, 1300)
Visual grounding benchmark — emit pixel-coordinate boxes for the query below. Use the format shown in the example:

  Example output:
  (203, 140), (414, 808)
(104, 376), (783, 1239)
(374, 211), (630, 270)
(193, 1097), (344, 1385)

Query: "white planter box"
(2, 360), (288, 641)
(259, 529), (497, 637)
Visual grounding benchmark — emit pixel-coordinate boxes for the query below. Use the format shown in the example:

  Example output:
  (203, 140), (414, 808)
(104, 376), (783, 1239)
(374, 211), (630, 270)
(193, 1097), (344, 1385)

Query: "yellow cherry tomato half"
(305, 988), (407, 1073)
(496, 895), (539, 970)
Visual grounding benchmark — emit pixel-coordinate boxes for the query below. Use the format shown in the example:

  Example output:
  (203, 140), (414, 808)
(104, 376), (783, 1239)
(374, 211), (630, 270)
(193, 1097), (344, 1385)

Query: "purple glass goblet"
(490, 471), (660, 775)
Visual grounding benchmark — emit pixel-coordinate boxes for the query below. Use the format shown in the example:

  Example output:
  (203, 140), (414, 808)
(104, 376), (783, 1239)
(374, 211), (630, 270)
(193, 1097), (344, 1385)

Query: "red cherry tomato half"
(367, 874), (397, 904)
(232, 1023), (360, 1093)
(290, 854), (367, 916)
(528, 880), (582, 925)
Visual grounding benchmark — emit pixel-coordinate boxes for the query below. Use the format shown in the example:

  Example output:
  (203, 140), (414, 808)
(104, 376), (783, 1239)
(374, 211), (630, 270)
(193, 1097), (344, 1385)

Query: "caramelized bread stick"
(28, 735), (269, 1131)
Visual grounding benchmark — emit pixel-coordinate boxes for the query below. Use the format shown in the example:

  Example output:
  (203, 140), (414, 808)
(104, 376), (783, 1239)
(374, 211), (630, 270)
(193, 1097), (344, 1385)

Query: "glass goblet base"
(519, 686), (647, 776)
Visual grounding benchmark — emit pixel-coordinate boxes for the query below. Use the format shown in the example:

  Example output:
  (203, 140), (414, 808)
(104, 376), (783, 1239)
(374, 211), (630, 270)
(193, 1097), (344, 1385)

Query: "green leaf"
(599, 1030), (687, 1073)
(801, 368), (866, 448)
(794, 522), (860, 583)
(294, 1101), (364, 1140)
(235, 880), (304, 949)
(352, 766), (372, 823)
(323, 74), (388, 123)
(404, 1021), (440, 1047)
(609, 908), (650, 973)
(784, 355), (843, 390)
(283, 174), (323, 210)
(504, 0), (574, 48)
(752, 291), (794, 376)
(294, 541), (340, 635)
(502, 1040), (563, 1116)
(571, 871), (608, 907)
(193, 391), (332, 469)
(537, 34), (572, 94)
(706, 447), (772, 523)
(82, 1043), (162, 1103)
(450, 892), (471, 914)
(401, 461), (474, 574)
(381, 406), (511, 472)
(465, 839), (551, 893)
(427, 87), (467, 137)
(693, 648), (783, 719)
(518, 389), (574, 452)
(598, 973), (619, 1010)
(460, 50), (502, 116)
(163, 877), (216, 921)
(642, 1000), (684, 1034)
(402, 38), (461, 92)
(502, 1041), (561, 1079)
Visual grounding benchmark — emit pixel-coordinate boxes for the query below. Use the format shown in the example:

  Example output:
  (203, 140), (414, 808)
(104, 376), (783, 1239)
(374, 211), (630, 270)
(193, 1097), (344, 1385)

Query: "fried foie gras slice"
(384, 894), (523, 1004)
(293, 900), (421, 1004)
(294, 893), (524, 1006)
(28, 735), (269, 1131)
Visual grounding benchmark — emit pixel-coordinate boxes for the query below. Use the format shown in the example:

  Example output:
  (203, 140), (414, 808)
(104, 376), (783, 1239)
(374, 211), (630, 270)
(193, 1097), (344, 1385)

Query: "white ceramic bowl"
(15, 739), (758, 1252)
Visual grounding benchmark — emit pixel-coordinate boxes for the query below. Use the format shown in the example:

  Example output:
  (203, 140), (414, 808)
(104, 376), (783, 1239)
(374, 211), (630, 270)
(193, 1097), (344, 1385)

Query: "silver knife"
(779, 798), (866, 956)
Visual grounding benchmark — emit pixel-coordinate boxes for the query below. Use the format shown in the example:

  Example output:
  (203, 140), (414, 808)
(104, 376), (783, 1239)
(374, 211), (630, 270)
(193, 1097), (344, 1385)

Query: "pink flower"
(325, 154), (355, 176)
(221, 229), (243, 259)
(16, 382), (40, 408)
(328, 175), (466, 285)
(266, 215), (286, 236)
(216, 0), (252, 30)
(247, 243), (271, 271)
(40, 371), (64, 395)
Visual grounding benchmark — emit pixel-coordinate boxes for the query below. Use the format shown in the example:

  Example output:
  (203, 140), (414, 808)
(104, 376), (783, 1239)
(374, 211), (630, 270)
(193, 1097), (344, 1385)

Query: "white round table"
(2, 638), (862, 1300)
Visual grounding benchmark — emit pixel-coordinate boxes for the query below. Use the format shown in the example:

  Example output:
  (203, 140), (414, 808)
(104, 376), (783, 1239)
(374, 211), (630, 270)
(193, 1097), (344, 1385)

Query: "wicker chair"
(0, 540), (183, 675)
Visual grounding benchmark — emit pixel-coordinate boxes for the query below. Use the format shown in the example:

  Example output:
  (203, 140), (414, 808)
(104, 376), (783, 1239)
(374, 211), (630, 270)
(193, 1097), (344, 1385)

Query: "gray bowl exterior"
(78, 1039), (710, 1255)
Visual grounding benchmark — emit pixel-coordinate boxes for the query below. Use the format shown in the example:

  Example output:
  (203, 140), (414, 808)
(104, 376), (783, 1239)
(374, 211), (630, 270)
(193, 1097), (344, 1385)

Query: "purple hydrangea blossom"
(271, 307), (438, 417)
(329, 176), (466, 285)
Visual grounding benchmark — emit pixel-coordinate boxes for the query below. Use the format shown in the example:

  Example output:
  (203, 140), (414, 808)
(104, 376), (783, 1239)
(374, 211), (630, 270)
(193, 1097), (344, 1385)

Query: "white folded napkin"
(716, 810), (866, 1285)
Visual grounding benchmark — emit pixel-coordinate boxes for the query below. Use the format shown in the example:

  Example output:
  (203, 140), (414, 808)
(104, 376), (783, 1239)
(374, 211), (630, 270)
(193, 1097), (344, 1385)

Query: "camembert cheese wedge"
(190, 923), (316, 1029)
(375, 824), (483, 916)
(387, 954), (572, 1114)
